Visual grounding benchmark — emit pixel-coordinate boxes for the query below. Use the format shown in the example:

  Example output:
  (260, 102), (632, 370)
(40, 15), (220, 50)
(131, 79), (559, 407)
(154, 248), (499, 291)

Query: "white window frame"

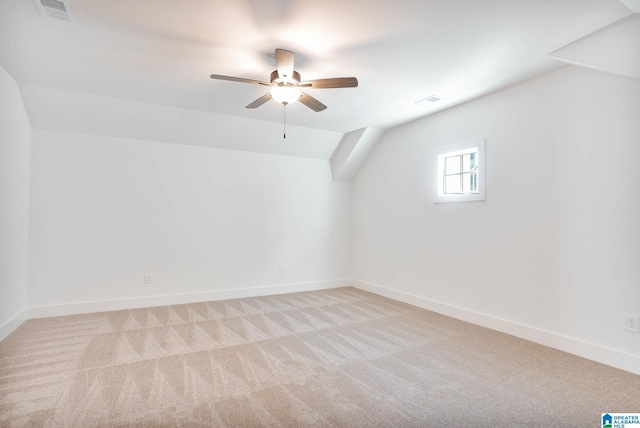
(435, 138), (485, 203)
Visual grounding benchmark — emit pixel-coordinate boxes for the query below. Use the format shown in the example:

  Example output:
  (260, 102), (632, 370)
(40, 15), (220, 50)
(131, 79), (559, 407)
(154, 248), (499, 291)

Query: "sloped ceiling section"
(619, 0), (640, 12)
(19, 84), (342, 159)
(549, 15), (640, 80)
(331, 127), (385, 182)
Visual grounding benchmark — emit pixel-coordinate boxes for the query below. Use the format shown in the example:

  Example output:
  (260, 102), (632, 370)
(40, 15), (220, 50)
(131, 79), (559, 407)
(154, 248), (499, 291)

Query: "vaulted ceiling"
(0, 0), (637, 158)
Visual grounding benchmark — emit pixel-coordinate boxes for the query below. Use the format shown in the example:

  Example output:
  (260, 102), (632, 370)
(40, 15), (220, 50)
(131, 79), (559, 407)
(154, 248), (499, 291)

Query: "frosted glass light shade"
(270, 86), (301, 104)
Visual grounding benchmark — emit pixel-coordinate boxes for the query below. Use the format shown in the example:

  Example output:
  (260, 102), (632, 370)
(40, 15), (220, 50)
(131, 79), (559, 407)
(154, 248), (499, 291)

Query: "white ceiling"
(0, 0), (636, 156)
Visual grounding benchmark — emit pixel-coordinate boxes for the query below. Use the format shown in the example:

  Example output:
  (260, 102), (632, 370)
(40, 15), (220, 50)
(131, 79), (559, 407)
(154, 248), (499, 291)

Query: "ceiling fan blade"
(299, 92), (327, 112)
(245, 93), (272, 109)
(275, 49), (295, 81)
(299, 77), (358, 89)
(210, 74), (270, 86)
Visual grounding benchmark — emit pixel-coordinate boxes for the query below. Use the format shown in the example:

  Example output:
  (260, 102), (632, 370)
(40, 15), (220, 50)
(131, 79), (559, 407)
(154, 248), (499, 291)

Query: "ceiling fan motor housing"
(270, 70), (301, 85)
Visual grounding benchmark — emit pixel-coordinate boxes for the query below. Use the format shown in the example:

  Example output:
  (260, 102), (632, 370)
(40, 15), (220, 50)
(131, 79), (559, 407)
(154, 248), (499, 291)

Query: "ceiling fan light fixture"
(210, 48), (354, 113)
(270, 85), (301, 104)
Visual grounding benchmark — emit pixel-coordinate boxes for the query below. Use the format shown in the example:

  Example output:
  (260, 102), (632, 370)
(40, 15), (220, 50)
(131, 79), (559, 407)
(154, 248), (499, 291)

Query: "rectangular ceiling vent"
(35, 0), (76, 23)
(415, 95), (441, 107)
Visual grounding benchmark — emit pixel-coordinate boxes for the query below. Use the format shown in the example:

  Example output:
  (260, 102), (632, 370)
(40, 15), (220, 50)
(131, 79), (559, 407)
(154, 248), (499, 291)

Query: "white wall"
(0, 65), (31, 340)
(28, 131), (351, 314)
(352, 65), (640, 373)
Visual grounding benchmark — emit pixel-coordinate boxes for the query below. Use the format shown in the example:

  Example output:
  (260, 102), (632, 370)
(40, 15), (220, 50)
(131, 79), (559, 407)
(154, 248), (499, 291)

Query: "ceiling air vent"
(35, 0), (76, 23)
(415, 95), (441, 107)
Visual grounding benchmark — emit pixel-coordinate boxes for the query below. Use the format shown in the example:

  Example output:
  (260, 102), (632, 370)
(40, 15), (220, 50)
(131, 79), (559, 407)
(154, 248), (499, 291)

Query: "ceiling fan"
(210, 48), (358, 112)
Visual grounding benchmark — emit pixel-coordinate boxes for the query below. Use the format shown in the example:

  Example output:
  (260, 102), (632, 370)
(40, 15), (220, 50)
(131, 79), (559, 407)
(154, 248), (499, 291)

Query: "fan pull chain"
(283, 102), (287, 139)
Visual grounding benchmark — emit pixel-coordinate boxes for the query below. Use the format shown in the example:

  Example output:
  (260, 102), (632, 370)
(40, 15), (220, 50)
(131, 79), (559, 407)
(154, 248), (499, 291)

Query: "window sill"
(434, 193), (485, 203)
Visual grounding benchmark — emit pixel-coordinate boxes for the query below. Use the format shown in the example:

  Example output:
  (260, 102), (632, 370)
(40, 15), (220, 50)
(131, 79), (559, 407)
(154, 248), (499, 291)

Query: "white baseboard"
(353, 279), (640, 376)
(28, 279), (352, 319)
(0, 308), (28, 342)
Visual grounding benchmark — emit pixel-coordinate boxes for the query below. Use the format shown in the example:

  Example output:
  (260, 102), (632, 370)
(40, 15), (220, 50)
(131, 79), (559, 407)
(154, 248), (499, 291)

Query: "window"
(436, 139), (485, 203)
(443, 149), (477, 194)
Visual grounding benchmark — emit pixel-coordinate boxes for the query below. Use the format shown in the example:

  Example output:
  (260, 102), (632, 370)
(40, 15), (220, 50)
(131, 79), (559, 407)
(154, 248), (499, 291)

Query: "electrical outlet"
(279, 266), (285, 274)
(144, 274), (152, 285)
(392, 270), (397, 279)
(625, 315), (640, 333)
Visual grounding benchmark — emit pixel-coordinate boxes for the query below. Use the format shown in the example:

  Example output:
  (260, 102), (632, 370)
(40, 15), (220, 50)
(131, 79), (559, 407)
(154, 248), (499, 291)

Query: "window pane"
(445, 155), (461, 174)
(461, 172), (479, 194)
(462, 154), (471, 172)
(461, 173), (470, 193)
(445, 175), (461, 193)
(470, 152), (477, 170)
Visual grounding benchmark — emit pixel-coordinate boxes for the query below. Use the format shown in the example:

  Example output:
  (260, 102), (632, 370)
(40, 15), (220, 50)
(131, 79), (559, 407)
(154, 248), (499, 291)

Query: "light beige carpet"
(1, 287), (639, 427)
